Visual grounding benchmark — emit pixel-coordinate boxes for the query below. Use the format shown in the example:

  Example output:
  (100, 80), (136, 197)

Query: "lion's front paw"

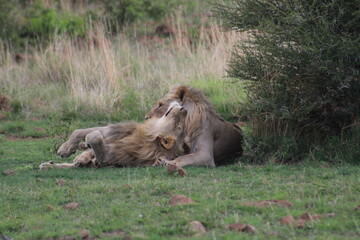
(57, 141), (77, 158)
(78, 142), (90, 150)
(73, 149), (95, 166)
(153, 157), (173, 167)
(39, 161), (55, 170)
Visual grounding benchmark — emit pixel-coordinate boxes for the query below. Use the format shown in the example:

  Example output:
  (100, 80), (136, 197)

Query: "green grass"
(1, 137), (359, 239)
(0, 117), (115, 137)
(0, 120), (45, 138)
(190, 77), (246, 121)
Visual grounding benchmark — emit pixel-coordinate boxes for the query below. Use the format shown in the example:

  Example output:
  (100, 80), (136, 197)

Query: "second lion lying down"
(41, 85), (244, 170)
(40, 103), (188, 169)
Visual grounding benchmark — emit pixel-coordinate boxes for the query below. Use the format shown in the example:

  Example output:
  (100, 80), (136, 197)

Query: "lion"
(40, 103), (188, 169)
(146, 85), (243, 167)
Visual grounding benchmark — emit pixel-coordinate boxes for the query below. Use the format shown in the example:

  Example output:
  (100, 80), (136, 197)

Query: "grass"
(0, 20), (247, 121)
(1, 137), (359, 239)
(1, 5), (359, 239)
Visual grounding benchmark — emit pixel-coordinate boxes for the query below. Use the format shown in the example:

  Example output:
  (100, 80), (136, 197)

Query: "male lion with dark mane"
(40, 103), (188, 169)
(146, 85), (243, 167)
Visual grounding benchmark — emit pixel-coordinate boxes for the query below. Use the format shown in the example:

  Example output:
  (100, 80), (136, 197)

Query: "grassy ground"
(1, 5), (359, 239)
(1, 137), (359, 240)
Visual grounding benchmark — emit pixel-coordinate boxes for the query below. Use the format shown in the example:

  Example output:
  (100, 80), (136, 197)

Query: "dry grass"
(0, 20), (247, 120)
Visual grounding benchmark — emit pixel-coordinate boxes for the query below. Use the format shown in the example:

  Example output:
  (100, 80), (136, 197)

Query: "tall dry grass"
(0, 20), (246, 120)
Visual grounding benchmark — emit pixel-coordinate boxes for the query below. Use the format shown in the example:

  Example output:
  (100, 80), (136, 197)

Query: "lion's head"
(149, 101), (189, 158)
(146, 85), (216, 142)
(145, 86), (189, 120)
(145, 85), (244, 167)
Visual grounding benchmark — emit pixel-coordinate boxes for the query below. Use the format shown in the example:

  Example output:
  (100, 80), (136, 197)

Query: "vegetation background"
(0, 0), (359, 239)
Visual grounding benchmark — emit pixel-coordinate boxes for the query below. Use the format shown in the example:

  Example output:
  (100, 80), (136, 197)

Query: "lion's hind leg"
(39, 161), (76, 170)
(40, 149), (98, 170)
(73, 149), (98, 168)
(85, 130), (108, 167)
(57, 129), (87, 158)
(57, 127), (108, 158)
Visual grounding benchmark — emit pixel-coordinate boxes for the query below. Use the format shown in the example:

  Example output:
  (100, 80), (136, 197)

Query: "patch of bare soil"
(56, 179), (67, 186)
(0, 95), (10, 111)
(103, 230), (126, 237)
(3, 169), (15, 176)
(103, 230), (131, 239)
(280, 212), (331, 228)
(242, 200), (293, 208)
(5, 135), (49, 141)
(169, 194), (197, 206)
(227, 223), (256, 233)
(63, 202), (78, 210)
(0, 114), (7, 121)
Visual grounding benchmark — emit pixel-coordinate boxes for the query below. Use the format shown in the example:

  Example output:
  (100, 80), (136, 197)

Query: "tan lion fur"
(97, 107), (187, 167)
(40, 105), (188, 169)
(145, 85), (244, 167)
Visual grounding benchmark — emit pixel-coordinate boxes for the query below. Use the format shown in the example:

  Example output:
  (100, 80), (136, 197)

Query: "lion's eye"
(158, 103), (163, 109)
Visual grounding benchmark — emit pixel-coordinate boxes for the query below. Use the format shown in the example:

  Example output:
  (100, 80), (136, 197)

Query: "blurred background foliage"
(0, 0), (211, 50)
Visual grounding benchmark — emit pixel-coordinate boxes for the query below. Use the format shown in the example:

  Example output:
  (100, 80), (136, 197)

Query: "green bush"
(0, 0), (204, 48)
(10, 99), (22, 114)
(216, 0), (360, 162)
(25, 10), (84, 37)
(103, 0), (177, 30)
(0, 0), (20, 45)
(0, 1), (85, 49)
(312, 126), (360, 164)
(23, 3), (85, 44)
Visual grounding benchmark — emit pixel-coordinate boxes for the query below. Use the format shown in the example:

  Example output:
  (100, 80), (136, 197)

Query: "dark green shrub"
(0, 0), (20, 45)
(23, 3), (85, 43)
(216, 0), (360, 161)
(103, 0), (177, 30)
(10, 99), (22, 114)
(311, 125), (360, 164)
(0, 1), (85, 49)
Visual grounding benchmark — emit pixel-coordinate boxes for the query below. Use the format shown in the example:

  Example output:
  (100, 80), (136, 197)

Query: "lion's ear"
(158, 135), (176, 149)
(175, 86), (188, 103)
